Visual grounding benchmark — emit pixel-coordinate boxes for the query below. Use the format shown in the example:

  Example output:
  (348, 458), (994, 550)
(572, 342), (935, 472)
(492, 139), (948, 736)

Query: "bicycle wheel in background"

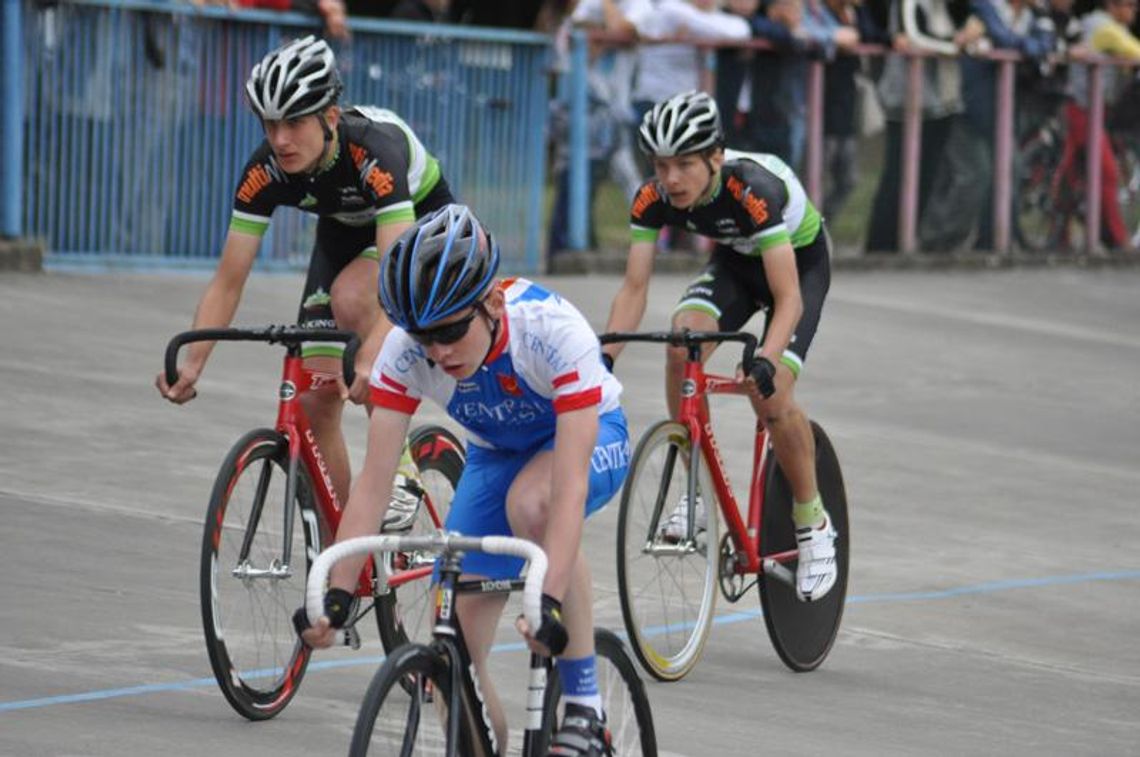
(617, 420), (718, 682)
(375, 424), (465, 652)
(349, 643), (453, 756)
(541, 628), (658, 756)
(758, 420), (848, 672)
(200, 428), (320, 720)
(1014, 134), (1062, 253)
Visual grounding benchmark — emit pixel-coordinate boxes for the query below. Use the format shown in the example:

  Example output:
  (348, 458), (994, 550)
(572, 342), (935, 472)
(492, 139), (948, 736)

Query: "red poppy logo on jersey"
(496, 373), (523, 397)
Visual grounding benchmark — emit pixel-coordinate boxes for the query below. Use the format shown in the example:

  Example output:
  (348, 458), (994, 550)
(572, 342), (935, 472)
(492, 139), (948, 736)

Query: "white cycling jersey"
(371, 278), (622, 452)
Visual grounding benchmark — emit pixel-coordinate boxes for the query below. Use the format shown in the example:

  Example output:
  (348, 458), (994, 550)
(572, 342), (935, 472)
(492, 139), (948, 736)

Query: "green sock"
(792, 493), (824, 529)
(396, 440), (418, 481)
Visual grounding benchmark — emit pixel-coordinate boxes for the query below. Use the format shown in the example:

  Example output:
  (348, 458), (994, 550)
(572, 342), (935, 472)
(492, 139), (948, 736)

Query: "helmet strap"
(476, 300), (500, 367)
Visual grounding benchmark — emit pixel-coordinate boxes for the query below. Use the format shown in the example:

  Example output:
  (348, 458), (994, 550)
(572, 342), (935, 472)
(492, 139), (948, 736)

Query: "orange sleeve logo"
(236, 164), (272, 204)
(366, 167), (395, 198)
(726, 176), (769, 226)
(631, 183), (660, 221)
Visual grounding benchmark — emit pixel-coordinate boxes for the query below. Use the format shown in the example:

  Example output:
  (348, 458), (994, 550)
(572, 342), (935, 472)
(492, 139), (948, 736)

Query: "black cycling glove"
(533, 593), (569, 656)
(601, 352), (615, 373)
(750, 355), (777, 398)
(292, 587), (356, 640)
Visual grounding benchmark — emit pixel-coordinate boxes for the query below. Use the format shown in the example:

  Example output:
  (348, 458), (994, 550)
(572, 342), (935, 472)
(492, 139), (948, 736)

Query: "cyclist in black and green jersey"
(601, 90), (838, 603)
(157, 35), (452, 524)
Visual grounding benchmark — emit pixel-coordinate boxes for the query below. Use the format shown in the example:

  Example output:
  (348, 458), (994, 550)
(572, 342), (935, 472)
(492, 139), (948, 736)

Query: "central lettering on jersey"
(237, 164), (274, 204)
(452, 398), (551, 426)
(520, 332), (571, 373)
(726, 175), (769, 225)
(631, 183), (660, 220)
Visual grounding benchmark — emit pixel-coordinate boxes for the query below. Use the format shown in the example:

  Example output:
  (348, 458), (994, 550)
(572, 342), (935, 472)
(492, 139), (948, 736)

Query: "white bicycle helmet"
(638, 90), (724, 157)
(246, 35), (342, 120)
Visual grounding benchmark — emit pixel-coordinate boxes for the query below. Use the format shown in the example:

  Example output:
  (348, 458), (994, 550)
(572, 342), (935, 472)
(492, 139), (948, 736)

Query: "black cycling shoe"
(548, 702), (612, 756)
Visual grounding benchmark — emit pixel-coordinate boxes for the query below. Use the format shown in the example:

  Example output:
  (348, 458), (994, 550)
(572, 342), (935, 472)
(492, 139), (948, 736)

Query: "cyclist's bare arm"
(156, 230), (260, 403)
(757, 241), (803, 364)
(542, 407), (599, 601)
(341, 219), (414, 402)
(602, 240), (656, 362)
(328, 406), (412, 591)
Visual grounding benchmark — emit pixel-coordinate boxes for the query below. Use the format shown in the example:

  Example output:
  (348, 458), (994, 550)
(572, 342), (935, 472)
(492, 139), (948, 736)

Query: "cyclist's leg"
(505, 411), (629, 708)
(752, 227), (836, 600)
(297, 219), (374, 500)
(667, 245), (757, 419)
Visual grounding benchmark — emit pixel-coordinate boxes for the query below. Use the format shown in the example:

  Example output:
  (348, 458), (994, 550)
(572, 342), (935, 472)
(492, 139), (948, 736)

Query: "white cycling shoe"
(382, 474), (423, 532)
(795, 512), (838, 602)
(658, 493), (706, 542)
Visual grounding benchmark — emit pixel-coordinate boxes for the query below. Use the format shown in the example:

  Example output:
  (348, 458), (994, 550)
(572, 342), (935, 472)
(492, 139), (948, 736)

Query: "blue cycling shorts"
(439, 408), (630, 580)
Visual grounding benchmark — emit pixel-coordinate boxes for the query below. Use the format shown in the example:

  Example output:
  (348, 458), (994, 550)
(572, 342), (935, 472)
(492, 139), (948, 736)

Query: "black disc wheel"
(758, 421), (849, 672)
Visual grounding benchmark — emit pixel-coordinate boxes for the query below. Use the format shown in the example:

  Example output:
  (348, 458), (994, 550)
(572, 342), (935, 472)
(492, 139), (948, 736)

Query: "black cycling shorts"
(675, 224), (831, 377)
(297, 178), (455, 354)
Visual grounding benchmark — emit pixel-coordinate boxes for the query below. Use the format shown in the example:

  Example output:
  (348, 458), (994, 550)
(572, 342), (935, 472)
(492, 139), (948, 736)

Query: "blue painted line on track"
(3, 569), (1137, 713)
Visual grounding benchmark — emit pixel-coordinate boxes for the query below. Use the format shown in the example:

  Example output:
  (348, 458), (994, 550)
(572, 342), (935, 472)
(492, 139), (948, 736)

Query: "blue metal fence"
(17, 0), (551, 272)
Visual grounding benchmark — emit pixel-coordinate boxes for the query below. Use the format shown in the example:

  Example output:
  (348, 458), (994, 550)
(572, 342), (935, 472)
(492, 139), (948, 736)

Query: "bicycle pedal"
(342, 625), (362, 650)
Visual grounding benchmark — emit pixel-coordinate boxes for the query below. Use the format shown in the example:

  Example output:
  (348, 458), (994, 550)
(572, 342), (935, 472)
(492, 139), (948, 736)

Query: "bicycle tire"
(1014, 136), (1062, 253)
(349, 643), (454, 756)
(375, 424), (465, 652)
(617, 419), (718, 682)
(200, 428), (320, 720)
(758, 420), (849, 672)
(541, 628), (658, 756)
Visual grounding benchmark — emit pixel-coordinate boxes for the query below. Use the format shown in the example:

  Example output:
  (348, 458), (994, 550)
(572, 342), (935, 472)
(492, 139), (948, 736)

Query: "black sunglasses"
(407, 305), (484, 346)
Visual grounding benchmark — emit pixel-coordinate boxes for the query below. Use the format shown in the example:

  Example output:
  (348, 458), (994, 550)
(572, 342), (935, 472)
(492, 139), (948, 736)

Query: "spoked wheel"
(758, 421), (849, 672)
(375, 425), (465, 652)
(1015, 136), (1064, 253)
(200, 428), (321, 720)
(617, 420), (718, 682)
(349, 643), (453, 756)
(541, 629), (658, 756)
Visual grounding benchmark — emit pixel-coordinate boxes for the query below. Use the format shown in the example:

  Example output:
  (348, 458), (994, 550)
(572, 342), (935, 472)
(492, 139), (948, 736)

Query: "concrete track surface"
(1, 267), (1137, 756)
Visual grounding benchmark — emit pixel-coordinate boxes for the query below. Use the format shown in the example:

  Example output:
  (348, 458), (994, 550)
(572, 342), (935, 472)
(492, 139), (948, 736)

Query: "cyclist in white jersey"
(297, 205), (630, 756)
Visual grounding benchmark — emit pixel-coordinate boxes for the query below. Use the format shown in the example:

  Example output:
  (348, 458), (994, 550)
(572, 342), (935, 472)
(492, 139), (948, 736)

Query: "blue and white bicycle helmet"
(246, 35), (342, 120)
(379, 204), (501, 331)
(638, 90), (724, 157)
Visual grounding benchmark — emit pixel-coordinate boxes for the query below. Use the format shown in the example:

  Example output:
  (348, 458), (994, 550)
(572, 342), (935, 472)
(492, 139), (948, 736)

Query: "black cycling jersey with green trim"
(629, 149), (822, 255)
(230, 106), (443, 236)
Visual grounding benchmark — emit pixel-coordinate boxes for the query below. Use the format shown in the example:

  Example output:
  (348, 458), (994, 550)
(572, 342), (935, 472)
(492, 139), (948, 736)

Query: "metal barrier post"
(805, 59), (824, 208)
(567, 29), (589, 251)
(1085, 62), (1104, 254)
(898, 54), (923, 254)
(1, 0), (24, 238)
(992, 58), (1015, 254)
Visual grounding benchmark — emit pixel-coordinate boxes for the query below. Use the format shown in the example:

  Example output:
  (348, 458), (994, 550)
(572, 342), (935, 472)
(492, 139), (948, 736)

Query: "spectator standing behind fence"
(921, 0), (1054, 252)
(1058, 0), (1140, 252)
(864, 0), (978, 253)
(745, 0), (808, 164)
(386, 0), (448, 20)
(215, 0), (350, 39)
(798, 0), (865, 210)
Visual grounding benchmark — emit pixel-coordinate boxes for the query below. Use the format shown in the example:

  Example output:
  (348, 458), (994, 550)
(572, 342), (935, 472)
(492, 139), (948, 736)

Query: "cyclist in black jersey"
(601, 90), (839, 602)
(156, 35), (454, 509)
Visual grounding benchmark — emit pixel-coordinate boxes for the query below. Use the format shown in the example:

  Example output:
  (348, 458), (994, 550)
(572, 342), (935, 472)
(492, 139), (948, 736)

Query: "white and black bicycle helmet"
(637, 90), (724, 157)
(246, 35), (342, 120)
(379, 204), (501, 332)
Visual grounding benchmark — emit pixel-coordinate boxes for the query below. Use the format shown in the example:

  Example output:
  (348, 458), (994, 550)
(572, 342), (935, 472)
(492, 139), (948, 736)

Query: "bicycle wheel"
(200, 428), (320, 720)
(375, 424), (465, 652)
(541, 628), (658, 756)
(349, 643), (454, 756)
(617, 419), (718, 682)
(758, 420), (849, 672)
(1015, 135), (1061, 253)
